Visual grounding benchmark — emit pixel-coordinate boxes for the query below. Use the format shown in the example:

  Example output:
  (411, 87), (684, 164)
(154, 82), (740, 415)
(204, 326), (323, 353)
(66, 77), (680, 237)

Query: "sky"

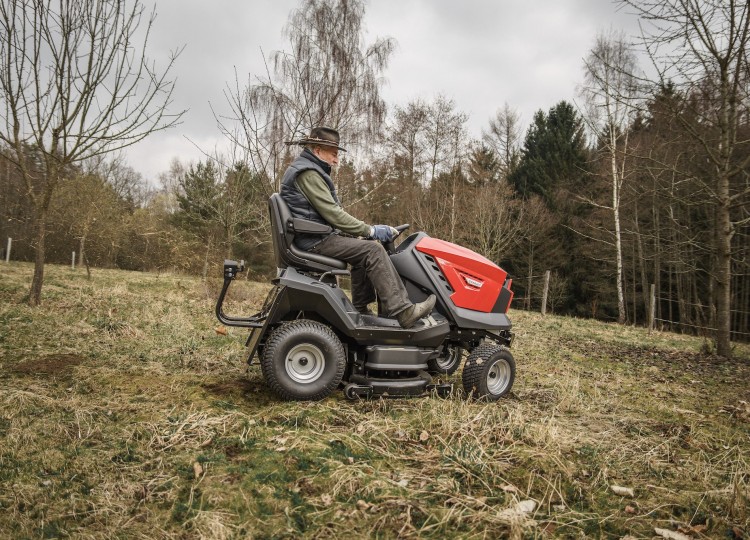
(128, 0), (643, 183)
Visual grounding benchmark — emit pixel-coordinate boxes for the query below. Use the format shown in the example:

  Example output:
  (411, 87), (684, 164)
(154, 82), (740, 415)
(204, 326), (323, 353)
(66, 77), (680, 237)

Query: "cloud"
(127, 0), (640, 182)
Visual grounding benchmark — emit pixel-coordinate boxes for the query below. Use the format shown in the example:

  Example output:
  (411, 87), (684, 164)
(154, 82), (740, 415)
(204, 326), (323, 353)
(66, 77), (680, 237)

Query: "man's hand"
(369, 225), (399, 243)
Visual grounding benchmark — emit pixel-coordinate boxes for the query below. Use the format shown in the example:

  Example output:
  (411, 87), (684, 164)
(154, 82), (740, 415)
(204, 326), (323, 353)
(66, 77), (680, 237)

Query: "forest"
(1, 0), (749, 356)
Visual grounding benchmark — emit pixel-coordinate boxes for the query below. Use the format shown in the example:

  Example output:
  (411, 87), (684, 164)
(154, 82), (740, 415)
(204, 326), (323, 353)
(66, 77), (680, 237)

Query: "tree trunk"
(612, 150), (626, 324)
(79, 235), (86, 267)
(525, 243), (534, 311)
(29, 208), (47, 306)
(715, 182), (732, 357)
(634, 208), (650, 320)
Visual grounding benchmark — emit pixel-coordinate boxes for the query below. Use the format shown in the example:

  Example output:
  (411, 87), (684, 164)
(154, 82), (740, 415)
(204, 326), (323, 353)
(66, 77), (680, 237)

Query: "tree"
(0, 0), (182, 305)
(483, 103), (522, 181)
(509, 101), (589, 207)
(467, 143), (501, 185)
(424, 95), (468, 185)
(620, 0), (750, 357)
(580, 30), (641, 324)
(174, 159), (263, 273)
(388, 100), (430, 186)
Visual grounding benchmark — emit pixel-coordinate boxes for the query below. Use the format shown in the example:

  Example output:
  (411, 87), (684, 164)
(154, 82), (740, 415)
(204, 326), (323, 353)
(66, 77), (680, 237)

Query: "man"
(280, 126), (435, 329)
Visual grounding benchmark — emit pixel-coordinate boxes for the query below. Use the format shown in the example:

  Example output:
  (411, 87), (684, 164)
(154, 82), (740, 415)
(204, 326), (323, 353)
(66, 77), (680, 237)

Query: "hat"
(286, 126), (347, 152)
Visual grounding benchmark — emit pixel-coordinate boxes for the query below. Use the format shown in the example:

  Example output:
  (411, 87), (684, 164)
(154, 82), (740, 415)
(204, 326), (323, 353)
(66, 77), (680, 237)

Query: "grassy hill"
(0, 262), (748, 539)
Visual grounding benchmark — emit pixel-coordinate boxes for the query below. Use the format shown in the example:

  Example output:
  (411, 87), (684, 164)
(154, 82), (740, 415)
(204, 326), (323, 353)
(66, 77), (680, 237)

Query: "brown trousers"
(310, 234), (411, 316)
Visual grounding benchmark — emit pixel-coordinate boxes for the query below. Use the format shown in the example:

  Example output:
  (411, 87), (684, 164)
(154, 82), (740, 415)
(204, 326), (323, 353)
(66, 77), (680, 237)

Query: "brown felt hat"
(286, 126), (347, 152)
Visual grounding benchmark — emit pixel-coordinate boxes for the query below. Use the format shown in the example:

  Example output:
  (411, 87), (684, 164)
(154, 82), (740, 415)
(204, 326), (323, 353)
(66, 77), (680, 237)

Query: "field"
(0, 262), (748, 539)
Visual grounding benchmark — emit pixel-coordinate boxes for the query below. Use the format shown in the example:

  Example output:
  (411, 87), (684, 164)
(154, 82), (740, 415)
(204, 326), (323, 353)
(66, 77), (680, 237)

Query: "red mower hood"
(415, 237), (512, 313)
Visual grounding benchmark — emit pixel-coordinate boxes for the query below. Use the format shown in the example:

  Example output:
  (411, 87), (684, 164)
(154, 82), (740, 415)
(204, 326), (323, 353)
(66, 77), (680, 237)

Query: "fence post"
(4, 237), (10, 263)
(72, 251), (76, 270)
(541, 270), (550, 316)
(649, 283), (655, 334)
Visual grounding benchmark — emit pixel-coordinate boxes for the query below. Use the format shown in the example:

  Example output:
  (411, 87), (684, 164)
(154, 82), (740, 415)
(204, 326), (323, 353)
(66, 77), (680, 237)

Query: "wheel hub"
(285, 344), (325, 384)
(486, 359), (511, 394)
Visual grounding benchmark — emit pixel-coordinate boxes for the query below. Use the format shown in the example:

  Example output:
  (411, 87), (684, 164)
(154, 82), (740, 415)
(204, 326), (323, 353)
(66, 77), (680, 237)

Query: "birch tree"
(221, 0), (394, 191)
(580, 30), (640, 324)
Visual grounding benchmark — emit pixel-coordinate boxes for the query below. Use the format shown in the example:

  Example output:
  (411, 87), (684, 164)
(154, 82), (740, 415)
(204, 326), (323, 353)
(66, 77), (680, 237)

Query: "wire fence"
(514, 273), (750, 342)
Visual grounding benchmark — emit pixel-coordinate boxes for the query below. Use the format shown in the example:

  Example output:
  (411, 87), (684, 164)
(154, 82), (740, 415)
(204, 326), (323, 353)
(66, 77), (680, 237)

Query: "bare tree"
(620, 0), (750, 357)
(388, 100), (430, 186)
(482, 103), (522, 181)
(463, 181), (526, 264)
(424, 95), (467, 185)
(220, 0), (394, 192)
(580, 30), (641, 324)
(0, 0), (182, 305)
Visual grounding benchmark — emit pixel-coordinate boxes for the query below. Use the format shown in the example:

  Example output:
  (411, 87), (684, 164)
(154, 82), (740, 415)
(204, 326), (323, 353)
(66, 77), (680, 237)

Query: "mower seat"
(268, 193), (348, 274)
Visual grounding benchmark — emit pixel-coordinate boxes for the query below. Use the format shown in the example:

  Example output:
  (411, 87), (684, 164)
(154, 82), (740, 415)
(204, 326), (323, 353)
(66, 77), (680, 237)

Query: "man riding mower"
(215, 127), (515, 401)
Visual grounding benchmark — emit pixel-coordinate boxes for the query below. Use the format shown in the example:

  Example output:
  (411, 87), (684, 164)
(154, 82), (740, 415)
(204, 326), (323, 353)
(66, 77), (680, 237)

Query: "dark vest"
(280, 149), (338, 250)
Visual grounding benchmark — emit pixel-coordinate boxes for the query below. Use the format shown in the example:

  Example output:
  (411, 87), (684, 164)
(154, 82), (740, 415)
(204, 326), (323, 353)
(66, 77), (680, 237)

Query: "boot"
(397, 295), (436, 329)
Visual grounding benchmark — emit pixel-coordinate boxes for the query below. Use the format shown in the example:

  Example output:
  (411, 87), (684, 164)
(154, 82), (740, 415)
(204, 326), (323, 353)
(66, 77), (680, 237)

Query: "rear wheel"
(427, 345), (463, 375)
(261, 320), (346, 401)
(462, 344), (515, 401)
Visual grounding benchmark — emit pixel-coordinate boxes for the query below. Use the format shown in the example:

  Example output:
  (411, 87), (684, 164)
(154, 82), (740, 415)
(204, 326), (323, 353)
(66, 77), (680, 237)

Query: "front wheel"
(427, 345), (463, 375)
(261, 320), (346, 401)
(462, 344), (515, 401)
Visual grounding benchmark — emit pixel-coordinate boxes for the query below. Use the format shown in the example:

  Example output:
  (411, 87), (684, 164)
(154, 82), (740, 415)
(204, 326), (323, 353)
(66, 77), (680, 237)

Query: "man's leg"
(310, 235), (411, 317)
(349, 265), (376, 313)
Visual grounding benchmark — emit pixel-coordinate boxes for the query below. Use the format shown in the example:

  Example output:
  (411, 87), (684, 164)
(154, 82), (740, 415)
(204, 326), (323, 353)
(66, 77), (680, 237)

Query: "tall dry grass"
(0, 262), (748, 538)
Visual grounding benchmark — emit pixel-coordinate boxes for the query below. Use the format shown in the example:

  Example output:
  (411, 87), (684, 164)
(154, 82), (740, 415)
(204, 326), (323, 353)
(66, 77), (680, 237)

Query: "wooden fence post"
(541, 270), (550, 316)
(649, 283), (655, 334)
(4, 238), (10, 263)
(72, 251), (76, 270)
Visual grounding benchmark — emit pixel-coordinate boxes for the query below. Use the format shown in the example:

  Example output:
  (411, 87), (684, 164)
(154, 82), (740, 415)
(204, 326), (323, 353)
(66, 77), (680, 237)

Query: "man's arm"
(296, 170), (371, 237)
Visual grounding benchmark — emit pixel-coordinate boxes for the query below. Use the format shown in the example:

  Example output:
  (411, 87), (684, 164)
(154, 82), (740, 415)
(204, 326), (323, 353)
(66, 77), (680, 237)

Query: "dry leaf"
(624, 505), (637, 514)
(498, 499), (537, 520)
(320, 494), (332, 507)
(419, 430), (430, 442)
(275, 447), (287, 452)
(347, 456), (354, 464)
(356, 499), (371, 511)
(214, 327), (227, 336)
(654, 527), (691, 540)
(501, 484), (518, 493)
(192, 461), (203, 479)
(610, 485), (635, 497)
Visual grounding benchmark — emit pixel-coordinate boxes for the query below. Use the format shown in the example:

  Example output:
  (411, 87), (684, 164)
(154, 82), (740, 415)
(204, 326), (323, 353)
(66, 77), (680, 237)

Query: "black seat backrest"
(268, 193), (347, 273)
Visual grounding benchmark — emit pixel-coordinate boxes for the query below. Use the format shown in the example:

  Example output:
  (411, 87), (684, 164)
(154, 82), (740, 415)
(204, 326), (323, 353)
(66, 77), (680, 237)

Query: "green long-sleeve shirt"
(295, 170), (371, 237)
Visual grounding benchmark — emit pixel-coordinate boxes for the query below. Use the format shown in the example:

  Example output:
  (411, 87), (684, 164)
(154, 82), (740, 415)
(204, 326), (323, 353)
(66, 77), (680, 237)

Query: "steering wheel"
(383, 224), (410, 255)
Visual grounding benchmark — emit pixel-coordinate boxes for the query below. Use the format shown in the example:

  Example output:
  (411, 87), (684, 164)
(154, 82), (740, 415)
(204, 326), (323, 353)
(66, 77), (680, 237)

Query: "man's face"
(314, 145), (339, 167)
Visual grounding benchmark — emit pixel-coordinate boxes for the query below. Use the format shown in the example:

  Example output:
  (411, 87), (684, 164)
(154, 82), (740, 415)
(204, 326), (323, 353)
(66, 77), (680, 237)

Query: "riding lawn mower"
(215, 194), (516, 401)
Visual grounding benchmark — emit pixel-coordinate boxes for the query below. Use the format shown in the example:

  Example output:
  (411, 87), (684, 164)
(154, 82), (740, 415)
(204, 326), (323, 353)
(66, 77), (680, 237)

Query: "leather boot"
(397, 295), (436, 329)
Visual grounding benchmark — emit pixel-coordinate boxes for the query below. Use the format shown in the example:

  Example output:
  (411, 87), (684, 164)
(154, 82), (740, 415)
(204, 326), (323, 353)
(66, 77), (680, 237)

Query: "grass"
(0, 261), (748, 539)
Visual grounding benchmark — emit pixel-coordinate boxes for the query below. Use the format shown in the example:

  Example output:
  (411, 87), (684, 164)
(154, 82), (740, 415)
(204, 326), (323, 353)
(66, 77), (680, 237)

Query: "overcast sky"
(129, 0), (642, 183)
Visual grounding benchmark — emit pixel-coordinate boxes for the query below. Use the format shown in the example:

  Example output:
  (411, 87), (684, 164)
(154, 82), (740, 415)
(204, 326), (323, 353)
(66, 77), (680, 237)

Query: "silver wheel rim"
(437, 348), (458, 370)
(486, 358), (511, 394)
(285, 343), (325, 384)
